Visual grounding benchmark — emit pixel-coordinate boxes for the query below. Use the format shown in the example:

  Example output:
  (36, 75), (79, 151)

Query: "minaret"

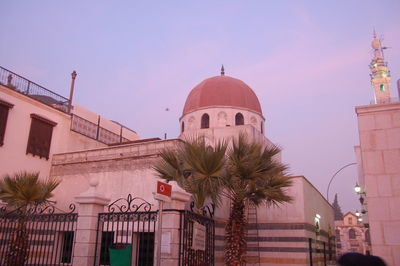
(370, 31), (392, 104)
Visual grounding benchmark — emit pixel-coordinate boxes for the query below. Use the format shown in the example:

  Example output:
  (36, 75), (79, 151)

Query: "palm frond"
(153, 137), (228, 209)
(0, 171), (61, 210)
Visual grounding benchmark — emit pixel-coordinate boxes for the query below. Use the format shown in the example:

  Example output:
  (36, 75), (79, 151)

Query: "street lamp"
(354, 182), (367, 205)
(354, 183), (361, 194)
(354, 183), (366, 195)
(326, 162), (357, 201)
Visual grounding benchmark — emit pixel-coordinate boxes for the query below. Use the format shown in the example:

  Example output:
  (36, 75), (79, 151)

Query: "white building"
(1, 65), (334, 265)
(0, 66), (139, 178)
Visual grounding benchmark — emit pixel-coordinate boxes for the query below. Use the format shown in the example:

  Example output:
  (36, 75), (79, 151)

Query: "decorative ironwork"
(108, 194), (153, 213)
(0, 66), (69, 113)
(27, 202), (55, 215)
(179, 210), (215, 266)
(94, 194), (157, 266)
(71, 114), (130, 145)
(0, 203), (78, 265)
(190, 201), (215, 218)
(3, 201), (76, 216)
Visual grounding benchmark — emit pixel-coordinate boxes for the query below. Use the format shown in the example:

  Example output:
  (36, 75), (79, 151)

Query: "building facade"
(335, 212), (371, 257)
(1, 65), (335, 265)
(354, 33), (400, 265)
(0, 66), (139, 178)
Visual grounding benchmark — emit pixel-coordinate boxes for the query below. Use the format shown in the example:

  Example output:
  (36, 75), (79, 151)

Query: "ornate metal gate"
(0, 203), (77, 265)
(178, 203), (215, 266)
(94, 195), (157, 266)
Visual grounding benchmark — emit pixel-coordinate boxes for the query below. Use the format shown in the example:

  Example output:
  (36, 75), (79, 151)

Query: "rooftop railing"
(71, 114), (130, 145)
(0, 66), (69, 113)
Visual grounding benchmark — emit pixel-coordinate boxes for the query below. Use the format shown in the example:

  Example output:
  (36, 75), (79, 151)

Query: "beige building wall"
(0, 84), (139, 179)
(50, 139), (182, 210)
(49, 127), (334, 266)
(355, 101), (400, 265)
(0, 85), (106, 178)
(237, 176), (335, 266)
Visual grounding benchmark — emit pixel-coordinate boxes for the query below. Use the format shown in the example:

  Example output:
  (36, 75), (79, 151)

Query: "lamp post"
(354, 183), (367, 214)
(326, 162), (357, 202)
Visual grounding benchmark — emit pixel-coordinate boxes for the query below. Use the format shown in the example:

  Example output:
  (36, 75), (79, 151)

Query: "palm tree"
(222, 134), (292, 266)
(153, 134), (293, 266)
(153, 137), (227, 210)
(0, 172), (60, 265)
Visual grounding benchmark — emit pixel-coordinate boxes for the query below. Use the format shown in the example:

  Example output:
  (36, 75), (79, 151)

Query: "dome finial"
(221, 65), (225, 76)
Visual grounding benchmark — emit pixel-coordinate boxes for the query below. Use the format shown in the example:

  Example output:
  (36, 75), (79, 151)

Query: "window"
(261, 121), (264, 134)
(235, 113), (244, 125)
(349, 228), (356, 239)
(26, 114), (57, 159)
(380, 84), (385, 92)
(181, 121), (185, 133)
(201, 113), (209, 129)
(60, 231), (74, 263)
(348, 217), (353, 225)
(0, 99), (14, 146)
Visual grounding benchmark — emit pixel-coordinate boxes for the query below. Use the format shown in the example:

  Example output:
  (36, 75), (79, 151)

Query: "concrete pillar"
(158, 190), (191, 266)
(73, 177), (110, 266)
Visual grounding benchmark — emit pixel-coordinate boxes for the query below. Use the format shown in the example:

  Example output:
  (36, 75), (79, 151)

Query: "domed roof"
(182, 75), (262, 115)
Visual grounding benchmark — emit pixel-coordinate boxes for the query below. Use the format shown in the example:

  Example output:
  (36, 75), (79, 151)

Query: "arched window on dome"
(235, 113), (244, 126)
(349, 228), (356, 239)
(261, 121), (264, 134)
(201, 114), (209, 129)
(181, 121), (185, 133)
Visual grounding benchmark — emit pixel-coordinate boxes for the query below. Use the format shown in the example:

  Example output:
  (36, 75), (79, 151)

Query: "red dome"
(182, 75), (262, 115)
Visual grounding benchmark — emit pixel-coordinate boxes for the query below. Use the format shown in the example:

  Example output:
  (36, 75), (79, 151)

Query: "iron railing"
(177, 209), (215, 266)
(94, 195), (216, 266)
(0, 205), (77, 265)
(94, 195), (157, 266)
(0, 66), (70, 113)
(71, 114), (130, 145)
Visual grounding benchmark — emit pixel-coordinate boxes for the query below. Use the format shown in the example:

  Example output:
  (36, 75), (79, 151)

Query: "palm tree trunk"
(5, 218), (29, 266)
(225, 199), (246, 266)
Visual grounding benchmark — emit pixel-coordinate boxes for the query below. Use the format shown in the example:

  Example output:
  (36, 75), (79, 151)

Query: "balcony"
(0, 66), (69, 113)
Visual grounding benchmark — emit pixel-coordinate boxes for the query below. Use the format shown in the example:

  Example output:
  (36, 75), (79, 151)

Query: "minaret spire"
(221, 65), (225, 76)
(370, 30), (391, 104)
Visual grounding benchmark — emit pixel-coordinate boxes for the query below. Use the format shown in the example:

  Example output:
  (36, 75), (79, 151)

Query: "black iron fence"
(0, 66), (69, 113)
(71, 114), (130, 145)
(0, 205), (77, 265)
(94, 195), (157, 266)
(94, 195), (216, 266)
(178, 210), (215, 266)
